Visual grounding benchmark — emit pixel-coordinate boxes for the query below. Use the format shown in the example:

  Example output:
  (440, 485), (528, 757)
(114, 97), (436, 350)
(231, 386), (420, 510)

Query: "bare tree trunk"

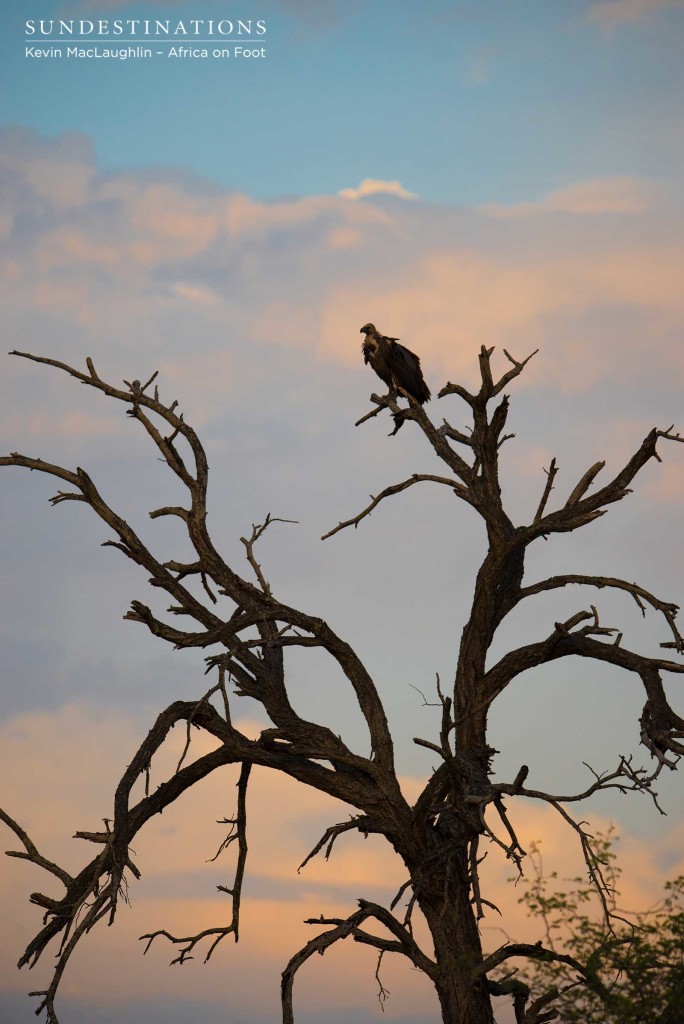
(420, 857), (496, 1024)
(434, 971), (495, 1024)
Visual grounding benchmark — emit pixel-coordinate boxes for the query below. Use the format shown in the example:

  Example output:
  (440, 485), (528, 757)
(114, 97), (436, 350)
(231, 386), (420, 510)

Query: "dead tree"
(1, 346), (683, 1024)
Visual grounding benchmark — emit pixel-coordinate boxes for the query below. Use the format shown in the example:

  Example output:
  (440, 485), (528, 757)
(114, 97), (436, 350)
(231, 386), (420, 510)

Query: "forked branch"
(517, 574), (683, 653)
(281, 899), (435, 1024)
(141, 761), (251, 962)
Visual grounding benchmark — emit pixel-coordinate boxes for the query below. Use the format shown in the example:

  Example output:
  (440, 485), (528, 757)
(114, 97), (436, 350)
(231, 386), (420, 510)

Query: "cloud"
(587, 0), (684, 31)
(338, 178), (417, 201)
(643, 458), (684, 500)
(2, 704), (684, 1023)
(0, 126), (95, 210)
(479, 176), (656, 217)
(318, 238), (684, 397)
(2, 127), (684, 481)
(3, 127), (684, 460)
(169, 282), (220, 306)
(0, 409), (126, 440)
(0, 706), (433, 1019)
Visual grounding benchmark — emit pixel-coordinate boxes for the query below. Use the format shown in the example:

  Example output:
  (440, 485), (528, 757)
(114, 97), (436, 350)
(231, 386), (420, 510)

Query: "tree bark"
(420, 853), (496, 1024)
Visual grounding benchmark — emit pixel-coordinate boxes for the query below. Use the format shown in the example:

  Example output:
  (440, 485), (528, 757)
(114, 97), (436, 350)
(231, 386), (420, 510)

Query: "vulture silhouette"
(359, 323), (431, 405)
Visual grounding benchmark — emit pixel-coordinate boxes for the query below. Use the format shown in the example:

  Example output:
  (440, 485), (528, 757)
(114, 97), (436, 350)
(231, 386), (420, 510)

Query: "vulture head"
(360, 323), (376, 336)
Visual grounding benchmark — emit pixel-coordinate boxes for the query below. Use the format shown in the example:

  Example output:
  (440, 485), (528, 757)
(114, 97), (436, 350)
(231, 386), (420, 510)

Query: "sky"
(1, 1), (684, 1022)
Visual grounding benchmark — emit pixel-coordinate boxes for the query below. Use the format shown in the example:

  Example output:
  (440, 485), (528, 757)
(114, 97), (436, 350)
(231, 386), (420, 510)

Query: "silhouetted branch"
(533, 459), (558, 524)
(298, 815), (375, 872)
(142, 762), (251, 961)
(0, 810), (73, 888)
(524, 426), (684, 541)
(517, 574), (683, 653)
(282, 896), (435, 1022)
(3, 346), (683, 1024)
(321, 473), (474, 540)
(240, 513), (299, 595)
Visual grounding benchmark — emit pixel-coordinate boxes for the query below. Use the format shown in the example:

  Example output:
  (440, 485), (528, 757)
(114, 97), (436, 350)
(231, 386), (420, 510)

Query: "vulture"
(360, 323), (431, 404)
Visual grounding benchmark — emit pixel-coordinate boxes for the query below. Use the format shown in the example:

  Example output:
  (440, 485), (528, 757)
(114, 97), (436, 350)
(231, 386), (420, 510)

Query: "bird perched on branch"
(360, 323), (431, 405)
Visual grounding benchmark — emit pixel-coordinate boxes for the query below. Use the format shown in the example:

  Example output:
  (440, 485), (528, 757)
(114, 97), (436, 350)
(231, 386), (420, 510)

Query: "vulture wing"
(388, 340), (431, 404)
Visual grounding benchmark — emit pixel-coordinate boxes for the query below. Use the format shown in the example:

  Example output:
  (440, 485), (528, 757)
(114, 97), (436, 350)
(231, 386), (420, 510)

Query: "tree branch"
(524, 426), (684, 541)
(516, 574), (683, 653)
(281, 896), (435, 1023)
(141, 762), (251, 961)
(477, 940), (612, 1006)
(0, 810), (73, 888)
(533, 459), (558, 524)
(321, 473), (474, 541)
(297, 815), (375, 872)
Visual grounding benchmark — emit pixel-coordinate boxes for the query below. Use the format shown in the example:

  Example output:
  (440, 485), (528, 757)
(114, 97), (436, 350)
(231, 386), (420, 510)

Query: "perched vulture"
(360, 323), (431, 404)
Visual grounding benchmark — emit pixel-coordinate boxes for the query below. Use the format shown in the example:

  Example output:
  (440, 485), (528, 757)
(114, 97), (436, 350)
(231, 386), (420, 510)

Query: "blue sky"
(3, 0), (684, 204)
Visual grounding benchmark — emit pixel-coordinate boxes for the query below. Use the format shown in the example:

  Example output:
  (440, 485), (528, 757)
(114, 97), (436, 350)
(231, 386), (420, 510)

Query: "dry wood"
(1, 345), (683, 1024)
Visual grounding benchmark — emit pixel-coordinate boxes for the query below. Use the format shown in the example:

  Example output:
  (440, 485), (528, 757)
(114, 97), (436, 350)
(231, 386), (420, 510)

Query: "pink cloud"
(0, 410), (126, 440)
(479, 176), (657, 217)
(326, 226), (363, 250)
(643, 457), (684, 499)
(318, 238), (684, 397)
(0, 707), (437, 1018)
(221, 190), (389, 239)
(2, 705), (683, 1020)
(2, 128), (684, 449)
